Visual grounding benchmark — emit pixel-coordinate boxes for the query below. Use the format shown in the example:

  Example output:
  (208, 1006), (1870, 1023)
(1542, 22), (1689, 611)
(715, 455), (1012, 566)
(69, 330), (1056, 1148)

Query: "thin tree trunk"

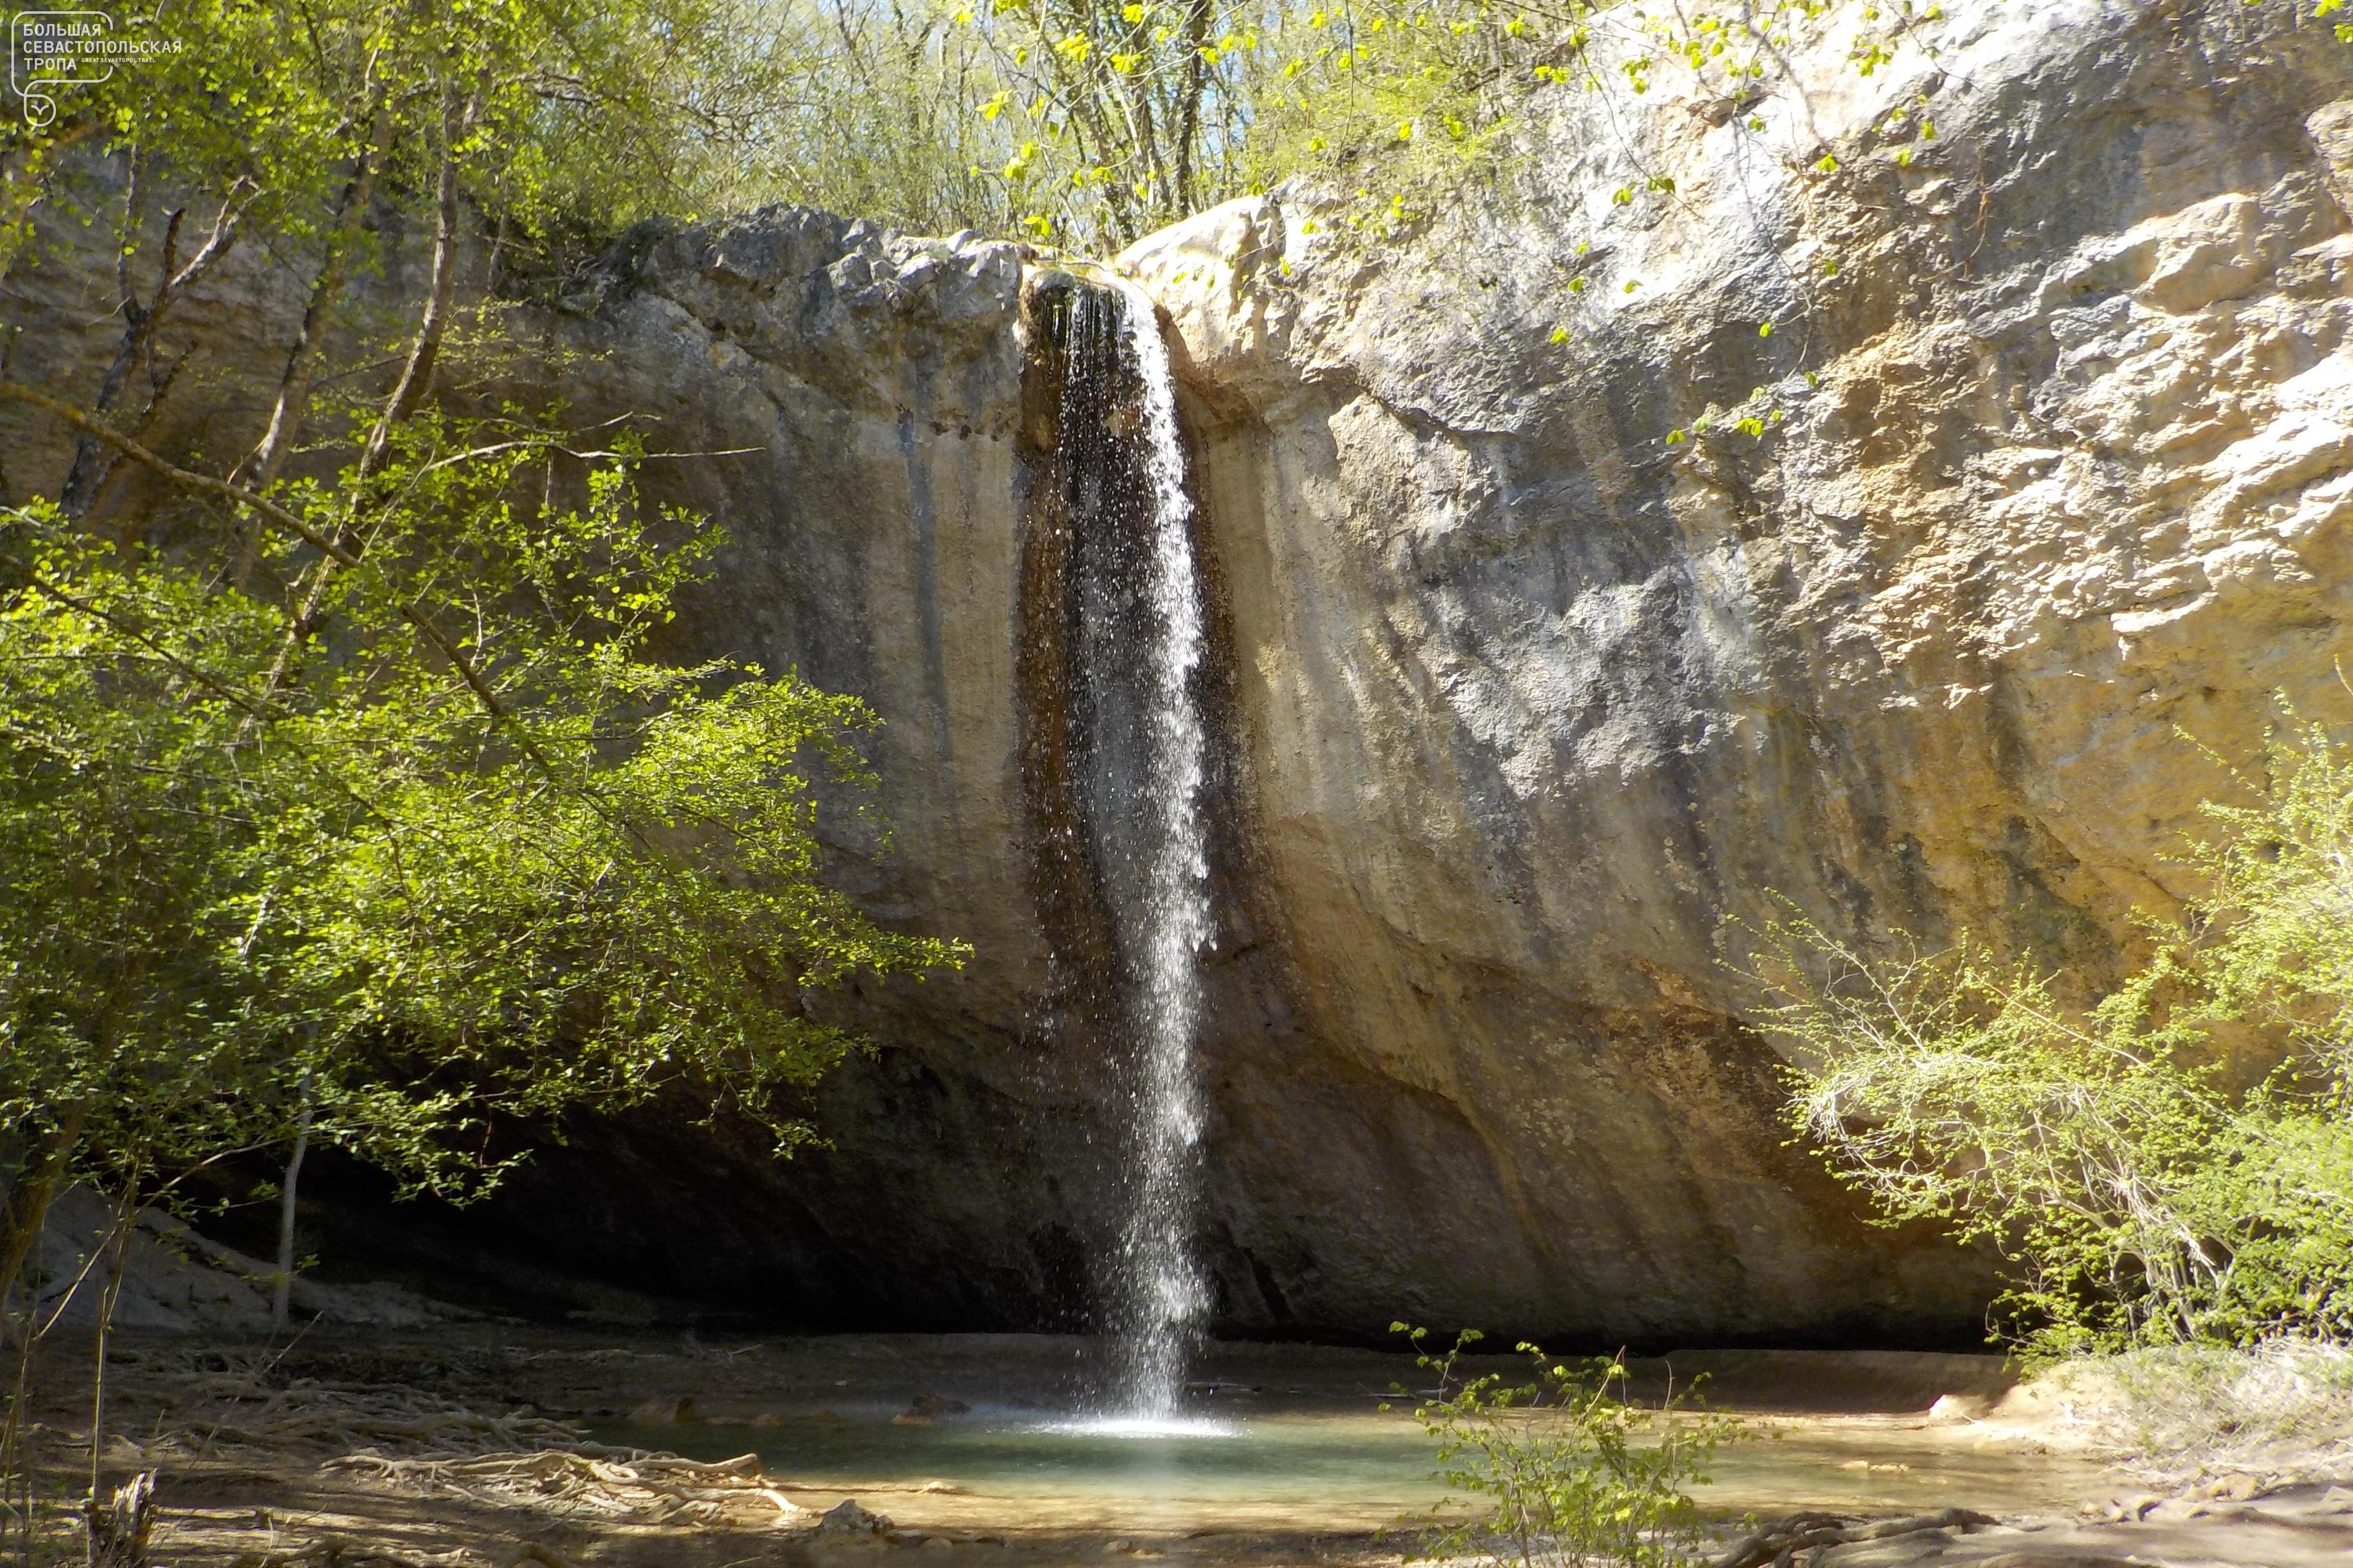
(248, 82), (472, 712)
(1039, 37), (1140, 244)
(242, 91), (393, 485)
(363, 84), (469, 470)
(270, 1080), (313, 1333)
(1171, 0), (1212, 213)
(60, 182), (249, 519)
(231, 88), (393, 590)
(0, 1108), (88, 1347)
(72, 1184), (145, 1568)
(6, 1312), (35, 1565)
(1116, 15), (1170, 214)
(85, 1182), (139, 1507)
(1, 1187), (55, 1564)
(0, 1107), (84, 1568)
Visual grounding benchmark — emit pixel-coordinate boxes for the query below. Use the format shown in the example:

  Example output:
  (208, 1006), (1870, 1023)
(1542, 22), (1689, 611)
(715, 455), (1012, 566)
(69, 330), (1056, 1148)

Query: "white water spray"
(1105, 277), (1212, 1423)
(1054, 277), (1215, 1425)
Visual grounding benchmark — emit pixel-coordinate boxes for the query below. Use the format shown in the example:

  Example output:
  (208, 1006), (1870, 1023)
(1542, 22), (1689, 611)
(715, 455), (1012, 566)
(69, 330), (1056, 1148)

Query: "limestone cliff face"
(1107, 0), (2353, 1338)
(429, 216), (1984, 1344)
(6, 0), (2348, 1344)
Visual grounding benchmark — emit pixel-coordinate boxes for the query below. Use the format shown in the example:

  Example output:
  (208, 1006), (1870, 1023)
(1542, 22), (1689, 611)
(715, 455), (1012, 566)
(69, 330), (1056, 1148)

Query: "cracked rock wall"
(5, 0), (2346, 1344)
(1114, 0), (2353, 1338)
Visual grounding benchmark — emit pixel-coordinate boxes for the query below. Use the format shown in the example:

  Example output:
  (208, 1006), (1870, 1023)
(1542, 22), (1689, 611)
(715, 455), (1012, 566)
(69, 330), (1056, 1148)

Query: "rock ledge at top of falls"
(553, 210), (1032, 427)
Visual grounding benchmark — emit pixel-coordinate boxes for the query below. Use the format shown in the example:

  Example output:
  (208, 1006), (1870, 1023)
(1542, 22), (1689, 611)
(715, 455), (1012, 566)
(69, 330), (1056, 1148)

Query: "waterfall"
(1055, 277), (1213, 1425)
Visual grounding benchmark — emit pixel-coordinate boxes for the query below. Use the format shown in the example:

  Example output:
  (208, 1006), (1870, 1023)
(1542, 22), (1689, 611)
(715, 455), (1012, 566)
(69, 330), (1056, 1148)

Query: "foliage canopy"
(1, 0), (964, 1359)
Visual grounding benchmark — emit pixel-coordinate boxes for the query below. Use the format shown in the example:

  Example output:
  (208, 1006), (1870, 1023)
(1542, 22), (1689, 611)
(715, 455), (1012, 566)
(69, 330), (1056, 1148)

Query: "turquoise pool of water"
(660, 1408), (1447, 1513)
(588, 1348), (2110, 1536)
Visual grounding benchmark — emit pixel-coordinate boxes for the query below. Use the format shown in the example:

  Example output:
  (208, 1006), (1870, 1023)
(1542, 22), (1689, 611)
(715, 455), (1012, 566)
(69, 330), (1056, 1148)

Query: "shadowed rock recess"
(5, 0), (2350, 1345)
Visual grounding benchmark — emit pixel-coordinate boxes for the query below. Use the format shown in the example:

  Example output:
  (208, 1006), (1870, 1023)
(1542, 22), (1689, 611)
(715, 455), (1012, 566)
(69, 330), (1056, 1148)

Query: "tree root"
(1710, 1506), (2000, 1568)
(226, 1536), (443, 1568)
(135, 1363), (591, 1463)
(326, 1446), (803, 1527)
(105, 1353), (811, 1539)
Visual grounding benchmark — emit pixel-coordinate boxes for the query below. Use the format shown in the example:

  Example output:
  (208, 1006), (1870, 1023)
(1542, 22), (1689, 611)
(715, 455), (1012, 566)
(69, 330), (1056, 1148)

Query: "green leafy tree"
(1, 0), (967, 1551)
(0, 0), (963, 1304)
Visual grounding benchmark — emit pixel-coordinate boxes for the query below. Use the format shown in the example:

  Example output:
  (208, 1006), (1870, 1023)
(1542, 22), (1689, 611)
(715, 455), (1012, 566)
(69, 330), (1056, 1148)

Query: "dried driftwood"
(1709, 1506), (1999, 1568)
(326, 1445), (806, 1526)
(122, 1354), (818, 1542)
(148, 1363), (589, 1461)
(127, 1353), (809, 1541)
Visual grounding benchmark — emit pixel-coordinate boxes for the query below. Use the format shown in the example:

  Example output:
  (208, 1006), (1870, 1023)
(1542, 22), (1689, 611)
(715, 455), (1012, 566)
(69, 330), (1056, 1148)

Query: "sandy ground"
(5, 1327), (2348, 1568)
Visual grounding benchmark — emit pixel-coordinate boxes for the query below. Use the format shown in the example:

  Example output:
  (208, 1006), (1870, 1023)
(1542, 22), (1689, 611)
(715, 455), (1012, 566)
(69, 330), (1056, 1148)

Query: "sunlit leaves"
(1746, 722), (2353, 1353)
(1, 416), (969, 1215)
(1400, 1330), (1744, 1568)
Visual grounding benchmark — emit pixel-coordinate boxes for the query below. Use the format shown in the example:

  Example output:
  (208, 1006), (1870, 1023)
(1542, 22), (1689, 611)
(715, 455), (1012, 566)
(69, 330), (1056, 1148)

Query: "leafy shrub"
(1394, 1327), (1742, 1568)
(1741, 719), (2353, 1357)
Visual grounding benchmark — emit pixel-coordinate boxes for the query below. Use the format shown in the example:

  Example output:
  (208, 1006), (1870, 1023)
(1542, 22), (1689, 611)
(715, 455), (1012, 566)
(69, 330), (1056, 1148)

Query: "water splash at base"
(1045, 1413), (1237, 1440)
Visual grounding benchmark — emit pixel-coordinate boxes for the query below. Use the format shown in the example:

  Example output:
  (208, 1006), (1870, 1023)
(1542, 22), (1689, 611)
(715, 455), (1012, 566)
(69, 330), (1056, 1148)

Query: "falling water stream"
(1058, 278), (1215, 1428)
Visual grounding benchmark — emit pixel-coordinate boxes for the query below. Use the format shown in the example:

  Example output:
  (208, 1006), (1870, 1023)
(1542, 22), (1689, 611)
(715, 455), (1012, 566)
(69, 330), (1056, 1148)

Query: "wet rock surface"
(1800, 1481), (2353, 1567)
